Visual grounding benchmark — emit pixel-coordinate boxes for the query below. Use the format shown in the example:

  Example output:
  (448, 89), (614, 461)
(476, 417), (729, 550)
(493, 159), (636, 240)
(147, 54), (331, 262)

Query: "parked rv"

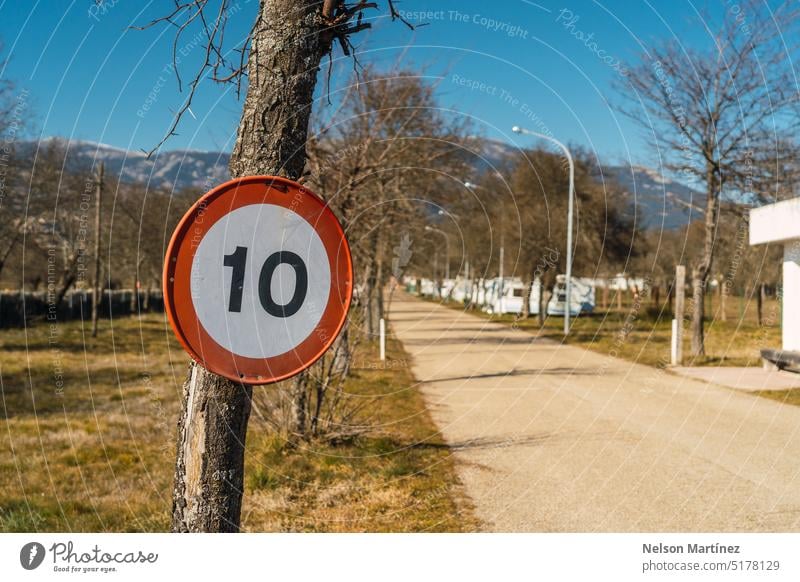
(547, 275), (595, 316)
(482, 277), (542, 315)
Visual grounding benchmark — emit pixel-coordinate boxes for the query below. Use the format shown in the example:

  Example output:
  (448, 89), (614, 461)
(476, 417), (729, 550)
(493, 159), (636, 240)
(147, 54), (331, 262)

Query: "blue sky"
(0, 1), (726, 165)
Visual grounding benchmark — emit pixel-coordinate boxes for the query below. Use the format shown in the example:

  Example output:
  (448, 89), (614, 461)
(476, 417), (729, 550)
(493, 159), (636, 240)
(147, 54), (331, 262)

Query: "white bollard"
(379, 317), (386, 361)
(670, 318), (679, 366)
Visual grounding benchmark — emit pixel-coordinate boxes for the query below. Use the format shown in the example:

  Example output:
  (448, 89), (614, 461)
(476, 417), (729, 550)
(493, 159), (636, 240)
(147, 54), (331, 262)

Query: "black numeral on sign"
(259, 251), (308, 317)
(223, 246), (247, 312)
(223, 248), (308, 317)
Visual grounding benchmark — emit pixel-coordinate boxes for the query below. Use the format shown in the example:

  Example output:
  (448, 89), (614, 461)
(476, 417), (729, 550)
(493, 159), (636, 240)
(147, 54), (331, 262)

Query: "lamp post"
(425, 225), (450, 281)
(512, 125), (575, 336)
(464, 180), (505, 313)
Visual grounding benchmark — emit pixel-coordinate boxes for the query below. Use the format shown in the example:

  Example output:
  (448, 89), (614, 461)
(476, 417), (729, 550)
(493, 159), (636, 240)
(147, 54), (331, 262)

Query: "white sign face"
(165, 176), (353, 385)
(190, 204), (331, 359)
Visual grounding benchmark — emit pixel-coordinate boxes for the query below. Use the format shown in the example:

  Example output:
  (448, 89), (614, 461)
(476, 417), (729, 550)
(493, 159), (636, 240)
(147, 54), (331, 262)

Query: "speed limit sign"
(163, 176), (353, 385)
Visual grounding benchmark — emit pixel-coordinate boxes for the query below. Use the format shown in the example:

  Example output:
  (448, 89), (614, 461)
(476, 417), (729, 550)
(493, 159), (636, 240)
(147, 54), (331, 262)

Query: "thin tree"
(139, 0), (412, 532)
(619, 0), (800, 356)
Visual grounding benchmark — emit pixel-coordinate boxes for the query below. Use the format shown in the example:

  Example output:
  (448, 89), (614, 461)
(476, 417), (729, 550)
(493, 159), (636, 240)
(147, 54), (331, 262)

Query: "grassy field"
(0, 314), (476, 532)
(438, 291), (782, 368)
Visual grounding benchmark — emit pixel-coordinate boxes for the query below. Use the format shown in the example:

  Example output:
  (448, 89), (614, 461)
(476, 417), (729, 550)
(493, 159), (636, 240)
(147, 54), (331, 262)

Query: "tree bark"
(290, 373), (308, 436)
(757, 282), (764, 326)
(690, 269), (706, 357)
(539, 271), (554, 326)
(372, 232), (385, 326)
(521, 274), (533, 319)
(691, 162), (721, 357)
(228, 1), (332, 179)
(55, 270), (76, 307)
(171, 365), (252, 532)
(171, 0), (334, 532)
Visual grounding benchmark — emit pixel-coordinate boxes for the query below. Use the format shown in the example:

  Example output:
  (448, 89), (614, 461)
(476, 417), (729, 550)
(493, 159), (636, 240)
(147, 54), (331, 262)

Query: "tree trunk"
(690, 269), (706, 356)
(372, 233), (385, 326)
(521, 275), (533, 319)
(55, 271), (76, 307)
(0, 228), (22, 283)
(290, 373), (308, 436)
(691, 162), (721, 357)
(228, 2), (331, 178)
(757, 282), (764, 326)
(172, 364), (252, 532)
(539, 271), (554, 326)
(537, 278), (546, 326)
(171, 0), (333, 533)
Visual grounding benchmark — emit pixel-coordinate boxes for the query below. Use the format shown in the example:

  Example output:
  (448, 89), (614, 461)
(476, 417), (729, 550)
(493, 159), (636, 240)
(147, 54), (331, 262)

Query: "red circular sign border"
(163, 176), (353, 385)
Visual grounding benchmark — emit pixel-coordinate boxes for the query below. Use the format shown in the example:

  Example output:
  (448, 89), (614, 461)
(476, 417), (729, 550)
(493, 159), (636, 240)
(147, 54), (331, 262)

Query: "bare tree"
(294, 69), (470, 438)
(139, 0), (413, 532)
(0, 69), (30, 282)
(454, 146), (636, 321)
(24, 140), (96, 303)
(619, 0), (800, 356)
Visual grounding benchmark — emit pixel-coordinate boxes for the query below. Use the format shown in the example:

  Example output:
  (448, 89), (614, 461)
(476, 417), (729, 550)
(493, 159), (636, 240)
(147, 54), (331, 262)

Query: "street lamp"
(425, 225), (450, 281)
(512, 125), (575, 336)
(464, 180), (505, 313)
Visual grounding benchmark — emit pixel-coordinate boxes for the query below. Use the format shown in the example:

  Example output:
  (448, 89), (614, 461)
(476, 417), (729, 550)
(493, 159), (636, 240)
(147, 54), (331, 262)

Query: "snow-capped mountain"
(470, 137), (706, 230)
(603, 165), (706, 230)
(24, 137), (705, 229)
(21, 139), (231, 191)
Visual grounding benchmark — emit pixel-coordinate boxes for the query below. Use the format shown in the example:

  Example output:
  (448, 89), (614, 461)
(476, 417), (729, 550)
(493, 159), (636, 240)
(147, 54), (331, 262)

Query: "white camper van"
(482, 277), (542, 315)
(419, 278), (437, 297)
(547, 275), (595, 316)
(448, 278), (472, 303)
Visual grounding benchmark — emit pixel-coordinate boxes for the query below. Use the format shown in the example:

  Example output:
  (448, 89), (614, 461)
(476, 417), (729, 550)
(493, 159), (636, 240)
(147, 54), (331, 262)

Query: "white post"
(379, 318), (386, 361)
(783, 241), (800, 351)
(671, 319), (679, 366)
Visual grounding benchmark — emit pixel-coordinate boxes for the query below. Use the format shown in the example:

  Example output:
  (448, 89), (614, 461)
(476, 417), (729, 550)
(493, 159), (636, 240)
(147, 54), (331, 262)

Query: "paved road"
(390, 293), (800, 532)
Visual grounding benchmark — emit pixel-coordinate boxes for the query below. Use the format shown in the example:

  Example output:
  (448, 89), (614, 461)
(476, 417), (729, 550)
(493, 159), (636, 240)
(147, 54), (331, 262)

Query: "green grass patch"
(0, 314), (476, 532)
(434, 294), (781, 368)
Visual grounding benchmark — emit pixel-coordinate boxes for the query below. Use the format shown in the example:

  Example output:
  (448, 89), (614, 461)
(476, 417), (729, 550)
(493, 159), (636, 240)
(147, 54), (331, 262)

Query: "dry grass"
(0, 314), (477, 532)
(241, 336), (478, 532)
(438, 292), (782, 368)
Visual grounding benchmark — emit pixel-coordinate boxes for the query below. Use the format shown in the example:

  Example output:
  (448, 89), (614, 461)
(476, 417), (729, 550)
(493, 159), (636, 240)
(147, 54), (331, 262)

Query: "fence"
(0, 289), (165, 328)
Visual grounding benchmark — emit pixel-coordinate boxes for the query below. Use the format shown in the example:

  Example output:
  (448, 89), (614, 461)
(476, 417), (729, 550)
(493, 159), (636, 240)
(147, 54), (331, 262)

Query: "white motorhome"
(448, 278), (472, 303)
(419, 278), (437, 297)
(482, 277), (542, 315)
(547, 275), (595, 316)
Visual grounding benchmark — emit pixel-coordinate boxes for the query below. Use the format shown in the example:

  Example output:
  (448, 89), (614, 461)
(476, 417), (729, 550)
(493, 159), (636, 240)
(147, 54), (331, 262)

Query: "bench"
(761, 349), (800, 373)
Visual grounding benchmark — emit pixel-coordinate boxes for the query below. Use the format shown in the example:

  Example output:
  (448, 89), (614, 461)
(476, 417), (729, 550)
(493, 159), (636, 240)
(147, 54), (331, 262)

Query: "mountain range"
(26, 138), (705, 230)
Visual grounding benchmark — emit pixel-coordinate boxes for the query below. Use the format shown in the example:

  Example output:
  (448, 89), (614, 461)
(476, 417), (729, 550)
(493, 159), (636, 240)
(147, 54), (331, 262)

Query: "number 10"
(223, 246), (308, 317)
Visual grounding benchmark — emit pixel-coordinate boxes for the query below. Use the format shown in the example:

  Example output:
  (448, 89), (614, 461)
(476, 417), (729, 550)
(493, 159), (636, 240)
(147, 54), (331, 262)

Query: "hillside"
(23, 138), (705, 229)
